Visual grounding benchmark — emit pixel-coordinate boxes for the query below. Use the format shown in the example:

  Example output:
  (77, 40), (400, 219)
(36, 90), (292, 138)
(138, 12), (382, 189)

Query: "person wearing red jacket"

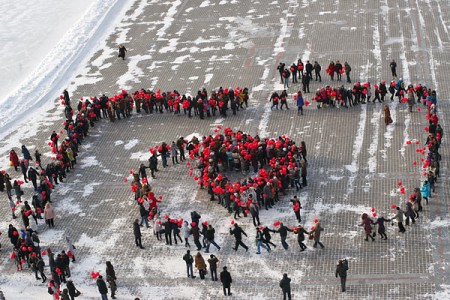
(9, 150), (19, 171)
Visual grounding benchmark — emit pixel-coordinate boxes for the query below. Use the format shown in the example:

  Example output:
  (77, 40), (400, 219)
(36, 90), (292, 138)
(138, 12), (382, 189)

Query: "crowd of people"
(0, 54), (444, 297)
(356, 86), (442, 245)
(1, 89), (124, 299)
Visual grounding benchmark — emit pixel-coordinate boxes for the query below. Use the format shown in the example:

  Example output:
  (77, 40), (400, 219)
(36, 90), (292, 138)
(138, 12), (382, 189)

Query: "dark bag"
(74, 290), (81, 297)
(48, 287), (54, 295)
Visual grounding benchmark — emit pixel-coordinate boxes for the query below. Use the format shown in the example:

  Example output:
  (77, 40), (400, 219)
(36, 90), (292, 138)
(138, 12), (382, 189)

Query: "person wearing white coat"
(182, 221), (191, 248)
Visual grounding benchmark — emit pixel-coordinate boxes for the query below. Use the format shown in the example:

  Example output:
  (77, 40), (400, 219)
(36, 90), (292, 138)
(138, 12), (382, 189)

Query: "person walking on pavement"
(374, 215), (391, 240)
(283, 69), (291, 89)
(183, 250), (196, 278)
(133, 219), (144, 249)
(220, 266), (233, 296)
(205, 224), (221, 253)
(276, 222), (293, 250)
(230, 223), (249, 252)
(311, 221), (325, 249)
(290, 196), (302, 222)
(97, 275), (109, 300)
(390, 59), (397, 78)
(190, 222), (203, 250)
(335, 259), (349, 292)
(296, 91), (304, 116)
(249, 201), (261, 227)
(208, 254), (219, 281)
(277, 62), (286, 83)
(359, 213), (375, 242)
(118, 45), (127, 60)
(256, 227), (270, 254)
(106, 261), (117, 299)
(294, 225), (309, 251)
(279, 273), (292, 300)
(394, 207), (406, 233)
(262, 226), (277, 249)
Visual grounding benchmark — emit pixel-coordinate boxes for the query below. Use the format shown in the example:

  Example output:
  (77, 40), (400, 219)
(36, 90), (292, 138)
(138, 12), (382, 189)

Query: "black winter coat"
(230, 226), (247, 241)
(133, 222), (141, 237)
(96, 278), (108, 294)
(279, 276), (291, 292)
(220, 270), (232, 287)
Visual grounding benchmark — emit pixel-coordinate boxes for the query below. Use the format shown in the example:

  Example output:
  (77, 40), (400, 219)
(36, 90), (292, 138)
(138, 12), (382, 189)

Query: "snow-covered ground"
(0, 0), (133, 140)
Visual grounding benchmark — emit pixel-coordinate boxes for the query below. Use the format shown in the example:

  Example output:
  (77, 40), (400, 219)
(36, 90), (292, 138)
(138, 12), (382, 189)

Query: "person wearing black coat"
(138, 163), (148, 181)
(262, 226), (277, 249)
(313, 61), (322, 82)
(172, 221), (183, 245)
(0, 171), (4, 192)
(96, 276), (108, 300)
(163, 219), (173, 245)
(133, 219), (144, 249)
(190, 224), (203, 250)
(37, 257), (47, 283)
(295, 225), (309, 251)
(305, 60), (313, 79)
(220, 266), (232, 296)
(229, 223), (248, 252)
(302, 75), (310, 93)
(335, 259), (349, 292)
(277, 62), (286, 83)
(148, 154), (158, 178)
(106, 261), (116, 280)
(118, 45), (127, 60)
(139, 204), (149, 228)
(183, 250), (196, 278)
(66, 279), (78, 300)
(277, 223), (293, 250)
(279, 273), (292, 300)
(55, 254), (67, 283)
(28, 167), (39, 190)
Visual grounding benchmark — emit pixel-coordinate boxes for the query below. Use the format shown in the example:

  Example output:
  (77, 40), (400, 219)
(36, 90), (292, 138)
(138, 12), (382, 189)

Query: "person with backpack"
(335, 259), (349, 292)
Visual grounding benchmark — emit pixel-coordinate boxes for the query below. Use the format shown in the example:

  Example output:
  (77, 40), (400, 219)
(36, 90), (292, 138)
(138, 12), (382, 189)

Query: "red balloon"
(391, 204), (397, 209)
(314, 219), (319, 223)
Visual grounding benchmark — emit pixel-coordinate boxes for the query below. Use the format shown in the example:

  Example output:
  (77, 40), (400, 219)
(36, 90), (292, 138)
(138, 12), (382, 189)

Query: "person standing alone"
(220, 266), (233, 296)
(279, 273), (292, 300)
(335, 259), (349, 292)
